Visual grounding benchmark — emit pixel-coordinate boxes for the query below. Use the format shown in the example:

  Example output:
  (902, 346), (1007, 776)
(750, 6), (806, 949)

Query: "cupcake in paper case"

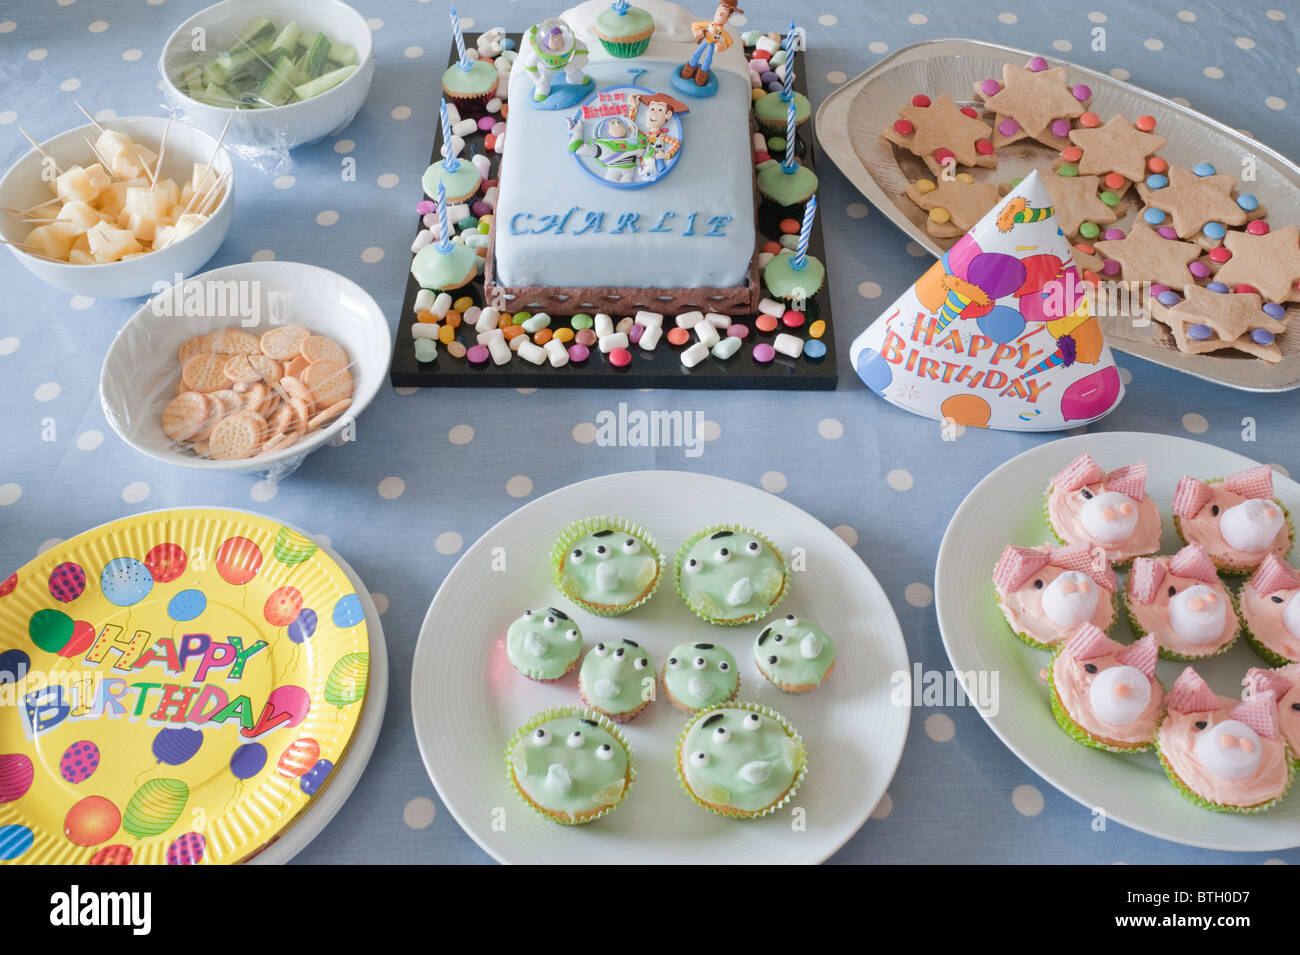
(1155, 668), (1292, 813)
(1049, 625), (1163, 753)
(1045, 454), (1161, 566)
(591, 2), (656, 57)
(1172, 466), (1293, 574)
(1239, 556), (1300, 666)
(441, 59), (500, 112)
(1245, 666), (1300, 765)
(578, 638), (655, 722)
(1125, 544), (1240, 661)
(754, 614), (836, 693)
(505, 707), (635, 825)
(663, 642), (740, 713)
(675, 702), (807, 819)
(505, 607), (584, 682)
(992, 542), (1118, 650)
(552, 516), (663, 617)
(675, 525), (788, 626)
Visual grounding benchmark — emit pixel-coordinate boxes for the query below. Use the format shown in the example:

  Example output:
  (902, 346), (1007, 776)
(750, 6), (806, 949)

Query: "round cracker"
(178, 335), (207, 363)
(301, 360), (354, 407)
(288, 396), (311, 435)
(208, 411), (266, 460)
(261, 430), (301, 455)
(308, 398), (352, 430)
(247, 354), (283, 385)
(181, 352), (232, 393)
(284, 355), (310, 379)
(208, 389), (245, 418)
(260, 324), (311, 360)
(267, 403), (294, 435)
(241, 382), (268, 413)
(223, 354), (262, 384)
(279, 376), (315, 414)
(161, 392), (211, 442)
(207, 328), (261, 355)
(300, 335), (348, 366)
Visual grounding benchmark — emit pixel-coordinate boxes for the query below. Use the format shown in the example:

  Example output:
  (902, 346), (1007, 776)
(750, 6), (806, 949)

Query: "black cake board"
(389, 33), (837, 391)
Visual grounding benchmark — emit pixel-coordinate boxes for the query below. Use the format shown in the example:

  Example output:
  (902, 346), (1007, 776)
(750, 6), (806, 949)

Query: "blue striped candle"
(612, 0), (630, 13)
(781, 21), (796, 101)
(450, 4), (471, 70)
(436, 181), (453, 253)
(440, 99), (459, 171)
(783, 94), (796, 172)
(791, 194), (817, 270)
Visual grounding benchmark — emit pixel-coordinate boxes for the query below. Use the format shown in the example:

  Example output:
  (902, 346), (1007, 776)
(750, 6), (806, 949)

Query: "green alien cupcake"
(578, 638), (656, 722)
(552, 516), (663, 617)
(592, 2), (656, 58)
(663, 642), (740, 713)
(754, 614), (836, 692)
(506, 707), (635, 825)
(441, 58), (500, 111)
(675, 525), (788, 626)
(505, 607), (583, 682)
(676, 702), (807, 819)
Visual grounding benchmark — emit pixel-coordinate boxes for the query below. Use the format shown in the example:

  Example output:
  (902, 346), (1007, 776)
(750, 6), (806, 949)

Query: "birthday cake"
(488, 0), (759, 315)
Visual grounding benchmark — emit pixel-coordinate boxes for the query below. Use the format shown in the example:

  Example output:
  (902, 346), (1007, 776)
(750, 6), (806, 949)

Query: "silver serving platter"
(816, 38), (1300, 392)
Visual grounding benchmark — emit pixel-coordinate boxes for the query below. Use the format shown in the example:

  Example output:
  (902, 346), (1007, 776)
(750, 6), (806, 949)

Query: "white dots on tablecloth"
(377, 173), (400, 188)
(1236, 36), (1256, 49)
(334, 139), (355, 154)
(1053, 40), (1072, 52)
(506, 475), (533, 498)
(846, 202), (869, 218)
(1109, 67), (1130, 81)
(1266, 96), (1287, 110)
(250, 480), (277, 503)
(448, 424), (474, 444)
(367, 17), (383, 29)
(1182, 412), (1208, 434)
(361, 247), (384, 263)
(867, 42), (888, 56)
(760, 470), (787, 493)
(393, 386), (417, 396)
(818, 14), (837, 26)
(700, 420), (721, 441)
(0, 338), (17, 356)
(908, 13), (928, 25)
(729, 13), (747, 26)
(122, 49), (142, 61)
(0, 21), (15, 32)
(1088, 11), (1107, 22)
(459, 16), (475, 28)
(28, 49), (47, 61)
(1264, 857), (1288, 864)
(95, 108), (115, 121)
(1117, 366), (1132, 385)
(378, 476), (406, 499)
(1171, 96), (1190, 107)
(886, 468), (913, 491)
(391, 106), (412, 121)
(1267, 8), (1287, 19)
(251, 249), (275, 261)
(403, 797), (438, 829)
(826, 70), (846, 85)
(833, 524), (858, 546)
(905, 241), (926, 257)
(515, 387), (537, 395)
(998, 13), (1017, 24)
(70, 295), (94, 310)
(34, 382), (60, 402)
(1144, 38), (1164, 51)
(75, 430), (102, 451)
(817, 417), (843, 439)
(0, 484), (20, 506)
(859, 281), (882, 299)
(0, 111), (15, 125)
(59, 78), (82, 92)
(370, 592), (389, 614)
(572, 421), (597, 443)
(905, 582), (933, 607)
(925, 713), (955, 742)
(404, 46), (424, 58)
(871, 792), (893, 819)
(1178, 10), (1197, 21)
(38, 538), (62, 554)
(88, 20), (108, 33)
(435, 531), (463, 555)
(121, 481), (150, 504)
(273, 175), (296, 190)
(316, 210), (339, 226)
(1013, 784), (1044, 816)
(1204, 66), (1224, 79)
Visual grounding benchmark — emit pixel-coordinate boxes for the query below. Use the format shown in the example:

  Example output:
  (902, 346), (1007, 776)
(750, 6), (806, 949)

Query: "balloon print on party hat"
(850, 170), (1125, 432)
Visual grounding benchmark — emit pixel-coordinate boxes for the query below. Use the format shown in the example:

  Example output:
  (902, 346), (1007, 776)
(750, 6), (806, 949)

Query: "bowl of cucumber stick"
(159, 0), (375, 151)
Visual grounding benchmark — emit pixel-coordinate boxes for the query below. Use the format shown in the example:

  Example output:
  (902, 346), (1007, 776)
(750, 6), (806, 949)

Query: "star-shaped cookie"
(904, 176), (1002, 237)
(1042, 173), (1123, 238)
(1067, 115), (1166, 184)
(1094, 220), (1201, 288)
(980, 63), (1087, 147)
(1209, 225), (1300, 303)
(1152, 284), (1289, 362)
(1136, 166), (1249, 238)
(881, 93), (996, 176)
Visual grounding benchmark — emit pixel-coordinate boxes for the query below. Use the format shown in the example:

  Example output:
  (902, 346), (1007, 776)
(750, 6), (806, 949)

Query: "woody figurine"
(679, 0), (741, 89)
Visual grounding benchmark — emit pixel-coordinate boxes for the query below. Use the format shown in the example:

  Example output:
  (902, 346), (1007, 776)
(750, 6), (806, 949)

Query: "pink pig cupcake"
(1239, 555), (1300, 666)
(1156, 667), (1292, 813)
(993, 542), (1118, 649)
(1245, 666), (1300, 765)
(1045, 454), (1161, 565)
(1125, 543), (1239, 661)
(1049, 625), (1163, 752)
(1172, 466), (1292, 574)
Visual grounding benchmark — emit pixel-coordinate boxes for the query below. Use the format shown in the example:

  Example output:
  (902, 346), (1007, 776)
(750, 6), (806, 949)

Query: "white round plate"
(411, 470), (909, 864)
(935, 431), (1300, 851)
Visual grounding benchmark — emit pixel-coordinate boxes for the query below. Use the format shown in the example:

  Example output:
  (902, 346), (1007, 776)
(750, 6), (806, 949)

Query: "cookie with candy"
(1124, 544), (1240, 661)
(1045, 453), (1161, 565)
(1172, 466), (1293, 573)
(1049, 624), (1163, 753)
(993, 541), (1118, 649)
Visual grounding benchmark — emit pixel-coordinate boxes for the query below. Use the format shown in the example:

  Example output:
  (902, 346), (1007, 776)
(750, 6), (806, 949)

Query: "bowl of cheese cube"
(0, 115), (234, 299)
(159, 0), (375, 151)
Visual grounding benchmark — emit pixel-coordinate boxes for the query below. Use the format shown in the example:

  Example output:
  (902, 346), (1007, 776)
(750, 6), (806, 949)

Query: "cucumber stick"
(301, 33), (332, 78)
(271, 19), (300, 54)
(330, 42), (358, 66)
(293, 65), (356, 101)
(258, 51), (297, 107)
(231, 17), (274, 49)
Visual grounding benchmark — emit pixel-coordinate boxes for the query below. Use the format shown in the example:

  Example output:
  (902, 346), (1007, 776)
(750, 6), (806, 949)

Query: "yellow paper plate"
(0, 509), (369, 864)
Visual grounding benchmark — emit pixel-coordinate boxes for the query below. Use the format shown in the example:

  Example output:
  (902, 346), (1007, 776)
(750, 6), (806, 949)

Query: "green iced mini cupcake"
(578, 638), (656, 722)
(505, 607), (583, 682)
(675, 701), (806, 819)
(675, 524), (788, 626)
(592, 2), (655, 58)
(754, 90), (811, 133)
(754, 614), (836, 692)
(663, 642), (740, 713)
(441, 59), (500, 111)
(506, 707), (635, 825)
(552, 516), (663, 617)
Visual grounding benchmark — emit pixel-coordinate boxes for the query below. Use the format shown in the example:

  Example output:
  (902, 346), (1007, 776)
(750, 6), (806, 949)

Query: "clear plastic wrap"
(101, 260), (391, 482)
(158, 2), (375, 174)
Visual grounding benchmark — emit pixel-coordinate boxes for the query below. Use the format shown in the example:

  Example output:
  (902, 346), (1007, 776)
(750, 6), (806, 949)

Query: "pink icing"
(1047, 480), (1162, 564)
(996, 562), (1115, 647)
(1257, 664), (1300, 756)
(1126, 564), (1238, 657)
(1176, 482), (1290, 571)
(1055, 644), (1163, 746)
(1158, 697), (1290, 808)
(1240, 579), (1300, 663)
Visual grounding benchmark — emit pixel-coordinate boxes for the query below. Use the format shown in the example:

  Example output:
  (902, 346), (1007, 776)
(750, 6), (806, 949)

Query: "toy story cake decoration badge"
(851, 170), (1125, 432)
(567, 87), (688, 186)
(519, 17), (594, 109)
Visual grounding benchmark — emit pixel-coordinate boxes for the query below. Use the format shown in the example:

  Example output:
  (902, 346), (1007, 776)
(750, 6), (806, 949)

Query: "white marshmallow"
(706, 312), (731, 329)
(1285, 593), (1300, 639)
(1194, 719), (1262, 780)
(1079, 490), (1141, 543)
(675, 310), (704, 329)
(634, 310), (663, 328)
(695, 320), (720, 348)
(471, 154), (491, 178)
(411, 229), (433, 252)
(759, 297), (787, 318)
(1088, 665), (1151, 726)
(1041, 570), (1100, 628)
(411, 324), (440, 340)
(1168, 584), (1227, 644)
(598, 332), (628, 353)
(451, 118), (478, 138)
(488, 335), (511, 365)
(476, 306), (500, 333)
(1220, 499), (1285, 554)
(431, 292), (452, 318)
(414, 288), (434, 314)
(444, 102), (462, 124)
(681, 341), (711, 368)
(518, 341), (546, 365)
(476, 328), (504, 345)
(486, 97), (503, 113)
(638, 324), (662, 350)
(594, 313), (614, 337)
(545, 339), (569, 367)
(773, 333), (804, 358)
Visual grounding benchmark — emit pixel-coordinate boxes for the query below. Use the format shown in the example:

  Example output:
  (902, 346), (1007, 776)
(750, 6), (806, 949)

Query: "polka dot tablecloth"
(1, 0), (1298, 865)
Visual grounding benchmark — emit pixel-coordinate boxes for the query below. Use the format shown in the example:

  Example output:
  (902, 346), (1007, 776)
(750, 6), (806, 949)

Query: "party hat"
(850, 170), (1125, 431)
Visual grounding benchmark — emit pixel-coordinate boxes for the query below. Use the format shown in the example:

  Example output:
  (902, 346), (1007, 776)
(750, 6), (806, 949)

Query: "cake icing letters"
(509, 208), (731, 237)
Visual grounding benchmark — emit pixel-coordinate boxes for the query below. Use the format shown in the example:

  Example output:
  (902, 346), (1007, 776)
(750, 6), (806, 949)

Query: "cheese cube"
(55, 165), (99, 204)
(86, 221), (143, 262)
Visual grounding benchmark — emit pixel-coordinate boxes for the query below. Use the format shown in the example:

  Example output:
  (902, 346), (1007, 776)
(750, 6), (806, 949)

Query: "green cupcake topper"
(506, 607), (583, 680)
(754, 615), (835, 689)
(676, 525), (787, 625)
(664, 641), (739, 710)
(579, 638), (655, 717)
(506, 707), (635, 824)
(553, 516), (663, 616)
(676, 702), (806, 817)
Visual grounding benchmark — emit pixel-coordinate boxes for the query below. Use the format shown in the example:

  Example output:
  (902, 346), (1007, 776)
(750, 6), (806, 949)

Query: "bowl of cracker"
(99, 259), (390, 475)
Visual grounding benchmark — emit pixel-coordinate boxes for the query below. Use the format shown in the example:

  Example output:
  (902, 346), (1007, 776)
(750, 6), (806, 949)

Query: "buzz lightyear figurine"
(519, 18), (591, 104)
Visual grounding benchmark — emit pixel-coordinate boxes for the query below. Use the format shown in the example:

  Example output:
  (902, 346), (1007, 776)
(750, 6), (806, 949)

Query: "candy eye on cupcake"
(1046, 455), (1160, 565)
(1172, 467), (1292, 573)
(1240, 555), (1300, 666)
(675, 525), (789, 626)
(554, 517), (663, 617)
(993, 542), (1118, 649)
(1125, 544), (1239, 661)
(662, 641), (740, 713)
(505, 607), (584, 683)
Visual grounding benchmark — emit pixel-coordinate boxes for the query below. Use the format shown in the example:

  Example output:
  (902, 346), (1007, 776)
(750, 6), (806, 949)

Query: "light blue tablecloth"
(2, 0), (1298, 863)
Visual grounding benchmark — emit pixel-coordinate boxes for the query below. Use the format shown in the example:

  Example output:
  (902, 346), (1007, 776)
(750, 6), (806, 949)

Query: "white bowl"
(159, 0), (375, 151)
(100, 260), (391, 476)
(0, 116), (234, 299)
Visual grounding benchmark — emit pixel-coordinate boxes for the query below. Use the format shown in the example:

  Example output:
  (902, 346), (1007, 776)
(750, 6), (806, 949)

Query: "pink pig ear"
(1103, 462), (1147, 501)
(1050, 542), (1117, 592)
(1172, 476), (1212, 518)
(1249, 555), (1300, 596)
(1169, 544), (1219, 585)
(1230, 694), (1280, 741)
(1221, 466), (1275, 500)
(1167, 667), (1218, 713)
(1245, 667), (1293, 700)
(1065, 622), (1114, 660)
(1116, 634), (1158, 678)
(1127, 557), (1167, 605)
(994, 544), (1051, 592)
(1053, 453), (1105, 492)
